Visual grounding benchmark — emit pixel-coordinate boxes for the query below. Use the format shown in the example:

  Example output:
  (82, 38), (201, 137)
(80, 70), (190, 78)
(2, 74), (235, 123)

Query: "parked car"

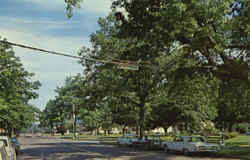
(162, 136), (219, 155)
(0, 136), (16, 160)
(116, 134), (139, 146)
(147, 135), (164, 149)
(246, 131), (250, 135)
(131, 136), (150, 149)
(0, 141), (8, 160)
(10, 138), (20, 155)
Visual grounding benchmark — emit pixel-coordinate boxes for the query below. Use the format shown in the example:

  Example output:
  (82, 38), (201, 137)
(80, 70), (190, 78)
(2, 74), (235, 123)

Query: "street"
(17, 136), (241, 160)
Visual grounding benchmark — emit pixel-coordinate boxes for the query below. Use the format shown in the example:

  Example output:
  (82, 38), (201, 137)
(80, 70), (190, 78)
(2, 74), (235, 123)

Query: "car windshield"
(148, 136), (161, 140)
(188, 137), (205, 142)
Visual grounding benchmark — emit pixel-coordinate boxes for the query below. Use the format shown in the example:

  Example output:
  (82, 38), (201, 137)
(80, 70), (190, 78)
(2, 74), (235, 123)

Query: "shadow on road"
(18, 137), (248, 160)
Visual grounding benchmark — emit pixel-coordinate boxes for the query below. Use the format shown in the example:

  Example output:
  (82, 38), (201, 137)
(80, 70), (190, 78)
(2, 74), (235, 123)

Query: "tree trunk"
(122, 125), (127, 135)
(96, 128), (99, 135)
(7, 127), (12, 137)
(104, 130), (107, 135)
(136, 125), (139, 136)
(228, 122), (234, 132)
(163, 126), (169, 136)
(50, 124), (54, 136)
(139, 104), (145, 138)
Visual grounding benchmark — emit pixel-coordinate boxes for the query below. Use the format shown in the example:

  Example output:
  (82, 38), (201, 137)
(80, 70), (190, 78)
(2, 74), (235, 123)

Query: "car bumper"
(191, 149), (218, 153)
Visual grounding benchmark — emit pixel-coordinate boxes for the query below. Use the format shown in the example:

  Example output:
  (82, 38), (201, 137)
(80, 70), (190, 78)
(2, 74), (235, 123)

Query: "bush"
(200, 122), (220, 136)
(230, 132), (240, 138)
(237, 123), (248, 134)
(181, 130), (192, 136)
(224, 132), (239, 140)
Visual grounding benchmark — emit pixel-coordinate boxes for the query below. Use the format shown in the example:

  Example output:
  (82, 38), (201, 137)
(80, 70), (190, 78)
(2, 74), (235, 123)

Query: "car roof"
(0, 136), (9, 140)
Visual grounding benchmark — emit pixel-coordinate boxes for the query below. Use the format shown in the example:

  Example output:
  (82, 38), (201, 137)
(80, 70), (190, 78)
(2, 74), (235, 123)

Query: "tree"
(0, 38), (41, 136)
(216, 78), (250, 131)
(111, 0), (250, 132)
(111, 0), (249, 83)
(65, 0), (82, 18)
(79, 14), (177, 137)
(63, 0), (250, 134)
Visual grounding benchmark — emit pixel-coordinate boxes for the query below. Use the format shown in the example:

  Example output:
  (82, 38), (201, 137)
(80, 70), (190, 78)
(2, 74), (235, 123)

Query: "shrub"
(224, 132), (239, 139)
(181, 130), (192, 136)
(237, 123), (248, 133)
(200, 122), (220, 136)
(230, 132), (239, 138)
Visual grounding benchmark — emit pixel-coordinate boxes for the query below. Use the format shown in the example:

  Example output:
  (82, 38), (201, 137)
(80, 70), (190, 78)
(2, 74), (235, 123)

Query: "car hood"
(190, 142), (218, 147)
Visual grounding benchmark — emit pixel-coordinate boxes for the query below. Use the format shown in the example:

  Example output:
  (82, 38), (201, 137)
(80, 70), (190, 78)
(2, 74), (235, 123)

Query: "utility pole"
(72, 102), (76, 140)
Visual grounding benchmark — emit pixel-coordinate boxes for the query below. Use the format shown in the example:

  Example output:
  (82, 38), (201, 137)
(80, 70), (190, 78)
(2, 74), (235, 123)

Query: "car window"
(175, 137), (183, 142)
(188, 137), (205, 142)
(0, 140), (7, 147)
(10, 139), (17, 143)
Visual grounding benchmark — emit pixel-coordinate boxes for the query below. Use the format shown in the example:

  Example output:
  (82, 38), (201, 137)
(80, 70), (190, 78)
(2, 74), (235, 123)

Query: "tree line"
(0, 38), (41, 136)
(41, 0), (250, 137)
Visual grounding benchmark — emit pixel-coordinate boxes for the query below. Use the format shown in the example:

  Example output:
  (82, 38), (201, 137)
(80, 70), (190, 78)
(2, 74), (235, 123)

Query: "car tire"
(164, 145), (169, 153)
(183, 149), (189, 156)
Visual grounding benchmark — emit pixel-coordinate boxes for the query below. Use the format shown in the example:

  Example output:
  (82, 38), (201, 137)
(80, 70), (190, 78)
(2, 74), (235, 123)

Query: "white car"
(0, 141), (8, 160)
(117, 134), (139, 146)
(162, 136), (219, 155)
(0, 136), (16, 160)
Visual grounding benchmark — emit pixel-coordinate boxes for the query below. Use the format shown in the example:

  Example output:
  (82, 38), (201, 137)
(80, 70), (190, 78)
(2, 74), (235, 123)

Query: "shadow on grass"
(217, 146), (250, 160)
(226, 142), (249, 146)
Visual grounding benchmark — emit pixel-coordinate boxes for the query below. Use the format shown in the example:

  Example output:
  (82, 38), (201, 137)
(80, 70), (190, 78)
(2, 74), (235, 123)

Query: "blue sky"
(0, 0), (112, 110)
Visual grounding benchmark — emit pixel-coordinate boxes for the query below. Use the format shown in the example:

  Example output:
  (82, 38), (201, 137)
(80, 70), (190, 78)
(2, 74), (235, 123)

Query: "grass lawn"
(60, 134), (121, 142)
(217, 135), (250, 159)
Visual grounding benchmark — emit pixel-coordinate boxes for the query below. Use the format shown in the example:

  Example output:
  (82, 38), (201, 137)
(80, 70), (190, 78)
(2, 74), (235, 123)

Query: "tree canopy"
(44, 0), (250, 136)
(0, 38), (41, 136)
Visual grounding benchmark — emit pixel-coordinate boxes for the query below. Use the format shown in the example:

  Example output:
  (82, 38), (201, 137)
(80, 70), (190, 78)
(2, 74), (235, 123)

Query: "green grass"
(217, 135), (250, 159)
(161, 136), (173, 141)
(60, 134), (121, 142)
(207, 135), (222, 144)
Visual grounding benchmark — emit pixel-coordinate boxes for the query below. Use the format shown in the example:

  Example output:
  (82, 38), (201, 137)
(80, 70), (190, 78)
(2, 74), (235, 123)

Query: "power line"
(0, 40), (141, 67)
(0, 40), (81, 59)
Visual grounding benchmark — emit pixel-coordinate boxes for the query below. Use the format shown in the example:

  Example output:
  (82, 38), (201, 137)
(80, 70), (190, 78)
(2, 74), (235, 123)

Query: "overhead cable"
(0, 40), (141, 67)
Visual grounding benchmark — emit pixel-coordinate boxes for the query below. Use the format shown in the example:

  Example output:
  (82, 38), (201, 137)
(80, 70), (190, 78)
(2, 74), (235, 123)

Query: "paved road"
(17, 136), (240, 160)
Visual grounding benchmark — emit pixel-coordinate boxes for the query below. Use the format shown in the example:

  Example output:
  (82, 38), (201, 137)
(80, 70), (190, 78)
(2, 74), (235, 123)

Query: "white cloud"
(0, 16), (84, 35)
(22, 0), (112, 14)
(0, 0), (111, 110)
(0, 25), (88, 109)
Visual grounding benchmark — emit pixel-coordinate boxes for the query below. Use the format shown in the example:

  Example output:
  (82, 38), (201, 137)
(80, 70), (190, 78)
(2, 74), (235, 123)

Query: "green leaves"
(57, 0), (250, 133)
(64, 0), (82, 18)
(0, 38), (40, 134)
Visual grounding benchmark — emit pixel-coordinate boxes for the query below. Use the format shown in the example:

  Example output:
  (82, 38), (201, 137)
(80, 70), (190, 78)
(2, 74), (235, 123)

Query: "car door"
(0, 144), (7, 160)
(170, 137), (179, 151)
(120, 137), (126, 145)
(0, 140), (12, 160)
(175, 137), (184, 151)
